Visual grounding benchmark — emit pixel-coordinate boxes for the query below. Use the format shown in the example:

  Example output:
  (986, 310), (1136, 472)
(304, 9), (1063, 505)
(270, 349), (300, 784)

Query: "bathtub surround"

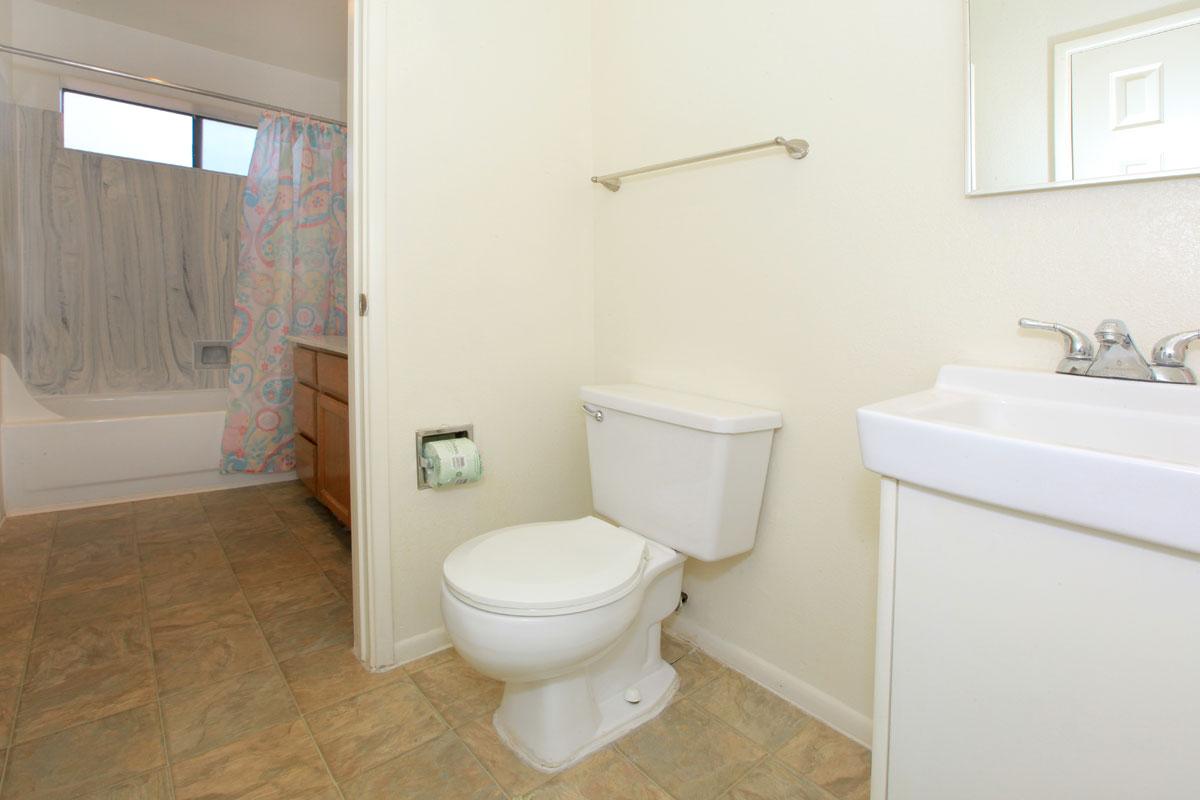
(220, 114), (348, 474)
(13, 105), (242, 395)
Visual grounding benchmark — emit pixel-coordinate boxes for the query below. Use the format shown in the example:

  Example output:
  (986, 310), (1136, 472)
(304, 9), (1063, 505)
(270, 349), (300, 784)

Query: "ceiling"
(34, 0), (347, 81)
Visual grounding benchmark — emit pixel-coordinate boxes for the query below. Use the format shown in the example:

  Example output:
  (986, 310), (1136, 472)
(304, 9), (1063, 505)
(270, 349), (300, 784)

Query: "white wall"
(591, 0), (1200, 739)
(382, 0), (595, 653)
(8, 0), (343, 122)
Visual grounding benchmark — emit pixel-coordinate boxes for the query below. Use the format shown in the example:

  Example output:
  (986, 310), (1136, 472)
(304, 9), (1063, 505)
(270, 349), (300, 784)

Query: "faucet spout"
(1086, 319), (1153, 381)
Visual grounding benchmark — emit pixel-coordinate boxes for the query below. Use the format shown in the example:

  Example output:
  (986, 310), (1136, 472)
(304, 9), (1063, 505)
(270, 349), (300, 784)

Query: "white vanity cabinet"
(859, 366), (1200, 800)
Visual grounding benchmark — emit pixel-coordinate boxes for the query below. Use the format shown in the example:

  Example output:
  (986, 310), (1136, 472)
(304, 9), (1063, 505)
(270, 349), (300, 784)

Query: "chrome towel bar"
(591, 136), (809, 192)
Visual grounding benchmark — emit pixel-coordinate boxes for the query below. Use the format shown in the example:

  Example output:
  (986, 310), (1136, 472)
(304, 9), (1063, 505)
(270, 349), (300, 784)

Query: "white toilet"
(441, 384), (782, 771)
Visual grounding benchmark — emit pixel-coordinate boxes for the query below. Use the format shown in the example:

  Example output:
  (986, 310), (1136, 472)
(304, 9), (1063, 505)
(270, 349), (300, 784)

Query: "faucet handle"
(1151, 330), (1200, 367)
(1019, 318), (1095, 364)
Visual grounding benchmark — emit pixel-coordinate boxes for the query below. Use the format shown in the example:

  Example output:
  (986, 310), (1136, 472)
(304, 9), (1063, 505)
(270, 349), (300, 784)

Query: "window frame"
(61, 88), (257, 175)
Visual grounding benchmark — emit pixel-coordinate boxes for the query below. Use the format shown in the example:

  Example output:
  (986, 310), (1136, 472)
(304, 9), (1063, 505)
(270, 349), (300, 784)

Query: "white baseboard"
(392, 626), (451, 667)
(666, 615), (873, 748)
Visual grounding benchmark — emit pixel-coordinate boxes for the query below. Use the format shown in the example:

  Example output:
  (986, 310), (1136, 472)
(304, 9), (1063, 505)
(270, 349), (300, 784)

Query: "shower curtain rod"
(0, 43), (346, 127)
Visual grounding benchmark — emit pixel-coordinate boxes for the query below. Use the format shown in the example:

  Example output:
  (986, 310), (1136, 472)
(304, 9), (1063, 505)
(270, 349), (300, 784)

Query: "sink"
(858, 365), (1200, 555)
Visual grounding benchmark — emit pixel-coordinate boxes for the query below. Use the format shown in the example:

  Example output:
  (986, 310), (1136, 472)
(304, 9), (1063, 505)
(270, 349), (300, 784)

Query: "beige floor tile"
(259, 480), (313, 505)
(212, 525), (294, 562)
(25, 612), (148, 690)
(339, 729), (505, 800)
(722, 758), (838, 800)
(1, 703), (164, 799)
(0, 525), (53, 554)
(14, 653), (156, 744)
(280, 644), (406, 713)
(458, 716), (553, 796)
(324, 564), (352, 602)
(134, 509), (211, 539)
(307, 680), (446, 781)
(690, 671), (811, 749)
(170, 718), (334, 800)
(0, 513), (57, 537)
(57, 503), (132, 524)
(137, 535), (227, 578)
(205, 503), (283, 534)
(274, 500), (340, 530)
(197, 486), (265, 510)
(259, 600), (352, 661)
(134, 521), (215, 546)
(773, 719), (871, 800)
(132, 495), (204, 517)
(35, 584), (143, 638)
(229, 542), (322, 588)
(160, 666), (298, 761)
(0, 645), (27, 694)
(147, 590), (255, 638)
(518, 747), (672, 800)
(153, 622), (273, 695)
(0, 605), (37, 643)
(617, 699), (765, 800)
(242, 572), (341, 621)
(52, 519), (134, 550)
(409, 650), (504, 727)
(142, 567), (240, 611)
(0, 570), (44, 612)
(674, 649), (728, 696)
(75, 768), (173, 799)
(401, 646), (456, 675)
(662, 633), (694, 665)
(0, 684), (18, 744)
(41, 552), (139, 599)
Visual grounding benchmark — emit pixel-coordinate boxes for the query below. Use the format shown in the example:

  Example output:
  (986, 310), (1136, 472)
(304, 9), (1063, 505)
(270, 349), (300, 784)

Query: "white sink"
(858, 365), (1200, 555)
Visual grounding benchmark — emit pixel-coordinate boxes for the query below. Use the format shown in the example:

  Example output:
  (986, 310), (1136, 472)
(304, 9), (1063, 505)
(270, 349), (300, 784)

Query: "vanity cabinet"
(293, 342), (351, 526)
(872, 479), (1200, 800)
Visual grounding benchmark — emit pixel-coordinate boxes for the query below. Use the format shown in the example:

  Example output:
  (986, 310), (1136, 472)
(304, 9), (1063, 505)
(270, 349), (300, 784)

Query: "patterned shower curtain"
(220, 113), (348, 473)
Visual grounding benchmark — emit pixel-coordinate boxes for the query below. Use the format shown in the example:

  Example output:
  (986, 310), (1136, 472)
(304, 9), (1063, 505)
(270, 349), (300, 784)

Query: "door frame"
(348, 0), (397, 670)
(1052, 8), (1200, 182)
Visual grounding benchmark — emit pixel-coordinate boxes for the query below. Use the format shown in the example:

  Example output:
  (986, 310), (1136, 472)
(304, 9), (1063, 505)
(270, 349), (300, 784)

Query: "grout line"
(203, 491), (348, 800)
(131, 509), (180, 800)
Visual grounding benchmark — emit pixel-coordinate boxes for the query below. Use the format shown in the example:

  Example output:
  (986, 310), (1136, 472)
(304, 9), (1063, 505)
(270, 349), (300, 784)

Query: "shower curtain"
(220, 112), (347, 473)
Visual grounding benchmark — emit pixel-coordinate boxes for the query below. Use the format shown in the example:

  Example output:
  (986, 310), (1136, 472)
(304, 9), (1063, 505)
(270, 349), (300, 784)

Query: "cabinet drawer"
(294, 346), (317, 387)
(294, 382), (317, 441)
(317, 351), (348, 402)
(295, 434), (317, 494)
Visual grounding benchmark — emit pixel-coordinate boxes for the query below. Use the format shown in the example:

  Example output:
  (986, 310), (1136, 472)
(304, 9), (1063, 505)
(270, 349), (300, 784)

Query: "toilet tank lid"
(580, 384), (782, 434)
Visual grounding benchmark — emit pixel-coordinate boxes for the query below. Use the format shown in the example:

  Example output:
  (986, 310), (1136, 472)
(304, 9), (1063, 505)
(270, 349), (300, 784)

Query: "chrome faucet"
(1019, 318), (1200, 385)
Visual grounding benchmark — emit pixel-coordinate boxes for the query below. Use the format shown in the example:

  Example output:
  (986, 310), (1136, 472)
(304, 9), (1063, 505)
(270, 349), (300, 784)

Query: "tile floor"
(0, 483), (870, 799)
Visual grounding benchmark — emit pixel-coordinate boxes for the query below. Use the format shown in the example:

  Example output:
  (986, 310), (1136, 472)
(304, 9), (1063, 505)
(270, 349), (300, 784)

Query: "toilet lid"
(443, 517), (649, 616)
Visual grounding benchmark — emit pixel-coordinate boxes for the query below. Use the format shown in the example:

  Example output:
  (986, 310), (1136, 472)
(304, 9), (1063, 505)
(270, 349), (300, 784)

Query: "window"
(61, 90), (257, 176)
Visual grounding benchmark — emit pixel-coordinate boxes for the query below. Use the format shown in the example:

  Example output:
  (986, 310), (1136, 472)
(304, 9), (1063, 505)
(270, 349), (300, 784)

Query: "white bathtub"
(1, 360), (294, 513)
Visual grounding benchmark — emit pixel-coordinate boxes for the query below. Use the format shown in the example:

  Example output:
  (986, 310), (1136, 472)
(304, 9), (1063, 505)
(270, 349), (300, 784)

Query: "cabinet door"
(295, 434), (317, 495)
(316, 393), (351, 526)
(294, 382), (317, 441)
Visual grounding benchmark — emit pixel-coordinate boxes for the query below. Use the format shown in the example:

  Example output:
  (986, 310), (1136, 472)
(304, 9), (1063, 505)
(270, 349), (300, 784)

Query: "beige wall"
(383, 0), (595, 652)
(591, 0), (1200, 734)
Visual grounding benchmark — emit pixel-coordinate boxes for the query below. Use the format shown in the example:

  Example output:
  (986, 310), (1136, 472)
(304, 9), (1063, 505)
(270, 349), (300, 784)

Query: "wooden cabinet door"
(316, 393), (351, 526)
(295, 434), (317, 495)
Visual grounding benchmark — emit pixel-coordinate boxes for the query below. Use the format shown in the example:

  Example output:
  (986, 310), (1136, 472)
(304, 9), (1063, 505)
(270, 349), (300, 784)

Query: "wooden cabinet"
(293, 343), (350, 526)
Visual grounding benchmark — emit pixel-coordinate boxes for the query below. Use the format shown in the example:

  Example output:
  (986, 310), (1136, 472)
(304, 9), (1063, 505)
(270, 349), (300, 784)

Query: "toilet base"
(494, 658), (679, 773)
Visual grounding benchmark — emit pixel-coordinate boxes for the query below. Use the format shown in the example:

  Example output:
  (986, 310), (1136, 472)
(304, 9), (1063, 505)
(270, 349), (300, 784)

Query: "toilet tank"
(580, 384), (782, 561)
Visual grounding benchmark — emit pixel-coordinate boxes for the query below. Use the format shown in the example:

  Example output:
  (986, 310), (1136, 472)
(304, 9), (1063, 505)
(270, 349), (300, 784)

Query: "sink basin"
(858, 365), (1200, 555)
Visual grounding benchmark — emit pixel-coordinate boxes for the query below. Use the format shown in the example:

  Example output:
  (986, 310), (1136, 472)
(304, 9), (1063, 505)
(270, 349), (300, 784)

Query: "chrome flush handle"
(581, 404), (604, 422)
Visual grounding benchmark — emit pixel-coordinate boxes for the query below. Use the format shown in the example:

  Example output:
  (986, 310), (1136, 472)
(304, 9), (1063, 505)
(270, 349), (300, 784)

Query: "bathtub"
(1, 358), (294, 513)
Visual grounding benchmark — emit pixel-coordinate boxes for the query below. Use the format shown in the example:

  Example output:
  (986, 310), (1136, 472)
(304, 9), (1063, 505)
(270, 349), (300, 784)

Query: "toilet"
(441, 384), (782, 771)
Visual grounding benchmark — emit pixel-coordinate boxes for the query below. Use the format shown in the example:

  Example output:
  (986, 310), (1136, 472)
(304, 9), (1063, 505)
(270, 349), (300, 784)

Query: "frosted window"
(201, 118), (257, 176)
(62, 91), (193, 167)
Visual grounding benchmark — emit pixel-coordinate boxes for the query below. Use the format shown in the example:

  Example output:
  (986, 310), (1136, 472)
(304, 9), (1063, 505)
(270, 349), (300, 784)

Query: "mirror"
(968, 1), (1200, 194)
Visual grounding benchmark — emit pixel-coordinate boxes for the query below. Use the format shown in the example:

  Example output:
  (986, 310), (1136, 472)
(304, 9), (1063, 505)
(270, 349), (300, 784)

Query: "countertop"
(287, 335), (348, 357)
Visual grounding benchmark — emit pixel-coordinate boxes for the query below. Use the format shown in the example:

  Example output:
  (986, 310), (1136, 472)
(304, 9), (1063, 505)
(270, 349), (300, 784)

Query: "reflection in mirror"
(968, 1), (1200, 194)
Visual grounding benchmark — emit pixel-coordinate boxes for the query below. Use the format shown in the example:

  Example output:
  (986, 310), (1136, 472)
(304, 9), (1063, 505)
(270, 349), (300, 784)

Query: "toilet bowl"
(442, 516), (685, 770)
(440, 384), (782, 771)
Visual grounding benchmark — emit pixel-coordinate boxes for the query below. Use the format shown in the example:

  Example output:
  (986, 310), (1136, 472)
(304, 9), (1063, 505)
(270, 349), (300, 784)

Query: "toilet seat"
(443, 516), (649, 617)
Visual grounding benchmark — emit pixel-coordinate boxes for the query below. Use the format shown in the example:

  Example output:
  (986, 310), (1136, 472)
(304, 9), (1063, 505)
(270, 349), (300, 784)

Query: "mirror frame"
(964, 0), (1200, 196)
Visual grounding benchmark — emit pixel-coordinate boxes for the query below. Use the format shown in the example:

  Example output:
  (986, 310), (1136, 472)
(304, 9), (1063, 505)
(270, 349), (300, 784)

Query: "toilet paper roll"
(422, 438), (483, 488)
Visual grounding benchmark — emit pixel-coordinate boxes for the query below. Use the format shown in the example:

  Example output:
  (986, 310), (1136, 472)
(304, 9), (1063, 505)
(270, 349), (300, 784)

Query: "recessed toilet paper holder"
(415, 424), (474, 490)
